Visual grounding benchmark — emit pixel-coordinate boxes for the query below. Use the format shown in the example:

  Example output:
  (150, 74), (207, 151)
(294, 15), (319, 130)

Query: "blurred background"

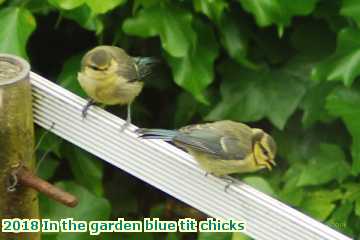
(1, 0), (360, 239)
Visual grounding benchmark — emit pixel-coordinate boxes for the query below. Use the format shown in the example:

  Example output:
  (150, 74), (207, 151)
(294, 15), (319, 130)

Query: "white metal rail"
(30, 72), (352, 240)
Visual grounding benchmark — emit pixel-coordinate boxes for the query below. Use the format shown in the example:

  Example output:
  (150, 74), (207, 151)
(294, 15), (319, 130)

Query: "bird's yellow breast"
(78, 72), (143, 105)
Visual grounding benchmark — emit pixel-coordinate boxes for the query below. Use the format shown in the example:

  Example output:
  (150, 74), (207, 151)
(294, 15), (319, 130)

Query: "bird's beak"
(269, 159), (276, 166)
(265, 159), (276, 170)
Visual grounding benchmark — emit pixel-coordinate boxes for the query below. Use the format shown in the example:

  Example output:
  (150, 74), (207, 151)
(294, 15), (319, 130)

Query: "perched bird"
(136, 120), (276, 176)
(77, 45), (158, 127)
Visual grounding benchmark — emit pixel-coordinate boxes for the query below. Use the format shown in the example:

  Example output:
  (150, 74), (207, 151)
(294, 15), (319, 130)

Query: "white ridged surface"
(30, 72), (352, 240)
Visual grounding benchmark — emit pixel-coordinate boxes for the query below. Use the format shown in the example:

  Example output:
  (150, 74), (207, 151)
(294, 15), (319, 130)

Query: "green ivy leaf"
(0, 7), (36, 58)
(124, 4), (218, 102)
(174, 92), (198, 128)
(58, 54), (87, 97)
(166, 19), (219, 103)
(313, 189), (344, 203)
(194, 1), (256, 68)
(62, 5), (103, 33)
(300, 82), (335, 128)
(273, 117), (350, 164)
(237, 0), (318, 34)
(37, 156), (59, 180)
(312, 28), (360, 87)
(341, 0), (360, 27)
(40, 181), (110, 219)
(273, 129), (316, 164)
(242, 176), (275, 196)
(123, 3), (196, 57)
(62, 143), (104, 196)
(356, 197), (360, 217)
(326, 85), (360, 175)
(279, 164), (304, 206)
(300, 189), (343, 221)
(297, 143), (351, 187)
(193, 0), (228, 22)
(40, 181), (110, 240)
(86, 0), (126, 14)
(207, 61), (306, 129)
(48, 0), (85, 10)
(133, 0), (160, 11)
(218, 13), (257, 69)
(327, 201), (353, 234)
(280, 182), (304, 206)
(27, 0), (55, 15)
(238, 0), (283, 27)
(343, 182), (360, 202)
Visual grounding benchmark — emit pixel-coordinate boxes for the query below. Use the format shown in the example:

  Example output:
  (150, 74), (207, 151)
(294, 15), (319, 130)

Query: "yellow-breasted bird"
(78, 45), (158, 127)
(136, 120), (276, 176)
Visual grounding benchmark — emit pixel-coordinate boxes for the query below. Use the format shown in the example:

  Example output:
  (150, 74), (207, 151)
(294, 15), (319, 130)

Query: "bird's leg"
(204, 172), (234, 192)
(127, 102), (132, 125)
(82, 99), (95, 119)
(120, 103), (132, 132)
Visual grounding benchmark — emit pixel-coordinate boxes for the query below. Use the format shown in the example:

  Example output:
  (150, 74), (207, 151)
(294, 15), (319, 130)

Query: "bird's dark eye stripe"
(259, 144), (269, 156)
(89, 65), (102, 71)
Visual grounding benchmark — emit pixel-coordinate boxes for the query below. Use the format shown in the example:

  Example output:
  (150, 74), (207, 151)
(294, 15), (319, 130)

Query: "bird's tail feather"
(133, 57), (160, 79)
(136, 128), (217, 155)
(134, 57), (160, 65)
(136, 128), (178, 141)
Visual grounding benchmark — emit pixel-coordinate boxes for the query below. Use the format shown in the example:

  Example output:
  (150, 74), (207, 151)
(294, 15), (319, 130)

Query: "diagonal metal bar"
(30, 72), (352, 240)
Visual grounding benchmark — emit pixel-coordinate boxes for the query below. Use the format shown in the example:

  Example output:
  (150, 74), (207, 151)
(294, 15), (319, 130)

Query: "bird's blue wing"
(175, 125), (252, 160)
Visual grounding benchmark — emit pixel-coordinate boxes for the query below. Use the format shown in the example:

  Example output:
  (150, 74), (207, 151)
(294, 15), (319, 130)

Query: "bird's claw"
(221, 176), (235, 193)
(82, 108), (88, 119)
(82, 99), (95, 119)
(204, 172), (234, 192)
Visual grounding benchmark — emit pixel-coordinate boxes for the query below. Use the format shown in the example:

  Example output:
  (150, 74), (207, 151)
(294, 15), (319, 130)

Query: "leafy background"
(1, 0), (360, 239)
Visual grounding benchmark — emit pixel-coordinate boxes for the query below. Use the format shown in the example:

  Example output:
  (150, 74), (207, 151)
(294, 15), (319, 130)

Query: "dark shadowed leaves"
(193, 0), (228, 22)
(237, 0), (318, 35)
(207, 60), (306, 129)
(296, 143), (350, 186)
(123, 3), (196, 58)
(326, 85), (360, 175)
(58, 54), (87, 97)
(312, 28), (360, 87)
(62, 143), (104, 196)
(40, 181), (110, 240)
(166, 19), (219, 103)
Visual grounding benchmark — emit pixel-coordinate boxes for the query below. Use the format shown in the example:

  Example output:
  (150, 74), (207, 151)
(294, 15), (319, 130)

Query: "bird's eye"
(89, 64), (102, 71)
(259, 144), (269, 157)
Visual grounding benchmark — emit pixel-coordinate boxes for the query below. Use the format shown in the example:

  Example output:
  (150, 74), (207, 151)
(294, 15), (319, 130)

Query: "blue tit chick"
(78, 45), (158, 128)
(137, 120), (276, 176)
